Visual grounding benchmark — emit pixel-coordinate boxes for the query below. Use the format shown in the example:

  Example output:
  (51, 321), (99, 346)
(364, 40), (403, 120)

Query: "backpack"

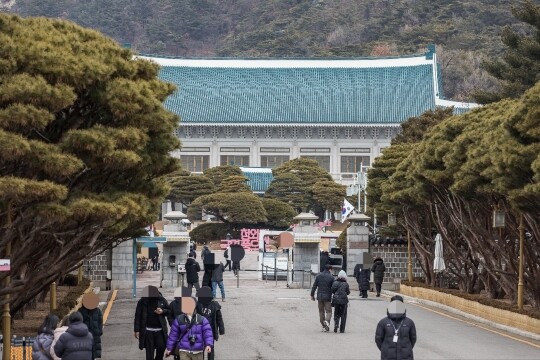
(224, 248), (229, 259)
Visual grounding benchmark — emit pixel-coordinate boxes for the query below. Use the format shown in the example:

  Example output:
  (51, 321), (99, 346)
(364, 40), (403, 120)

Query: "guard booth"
(161, 211), (190, 288)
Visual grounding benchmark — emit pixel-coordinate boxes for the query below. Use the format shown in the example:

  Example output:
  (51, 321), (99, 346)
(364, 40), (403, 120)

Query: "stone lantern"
(346, 213), (373, 277)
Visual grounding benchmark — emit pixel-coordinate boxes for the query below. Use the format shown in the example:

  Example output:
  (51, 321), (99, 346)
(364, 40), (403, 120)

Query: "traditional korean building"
(141, 45), (477, 187)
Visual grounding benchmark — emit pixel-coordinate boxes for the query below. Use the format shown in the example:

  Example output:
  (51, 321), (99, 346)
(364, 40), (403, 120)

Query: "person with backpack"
(223, 245), (231, 271)
(78, 293), (104, 359)
(196, 286), (225, 360)
(165, 295), (213, 360)
(354, 263), (371, 298)
(32, 313), (59, 360)
(331, 270), (350, 333)
(185, 252), (201, 292)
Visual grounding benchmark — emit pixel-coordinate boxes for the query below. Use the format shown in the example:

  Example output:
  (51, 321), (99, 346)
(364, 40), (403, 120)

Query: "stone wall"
(111, 239), (134, 289)
(371, 244), (423, 288)
(83, 248), (112, 289)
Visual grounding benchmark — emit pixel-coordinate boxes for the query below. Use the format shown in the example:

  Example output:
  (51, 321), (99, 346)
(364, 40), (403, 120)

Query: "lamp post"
(518, 213), (525, 310)
(2, 202), (12, 360)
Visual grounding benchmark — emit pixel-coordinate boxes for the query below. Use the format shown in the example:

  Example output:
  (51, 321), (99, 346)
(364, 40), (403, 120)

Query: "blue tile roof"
(241, 167), (273, 193)
(158, 64), (437, 124)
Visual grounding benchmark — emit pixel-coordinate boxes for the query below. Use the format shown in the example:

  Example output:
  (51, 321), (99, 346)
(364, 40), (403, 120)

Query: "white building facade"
(143, 46), (477, 187)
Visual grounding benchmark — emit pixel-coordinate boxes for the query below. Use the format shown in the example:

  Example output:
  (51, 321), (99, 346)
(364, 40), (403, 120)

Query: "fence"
(237, 265), (317, 290)
(0, 336), (36, 360)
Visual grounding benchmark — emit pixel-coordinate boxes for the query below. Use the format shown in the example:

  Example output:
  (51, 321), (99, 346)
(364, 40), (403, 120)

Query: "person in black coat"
(185, 253), (201, 291)
(78, 293), (103, 360)
(375, 295), (417, 360)
(134, 286), (170, 360)
(331, 270), (350, 333)
(310, 264), (335, 332)
(371, 257), (386, 297)
(354, 264), (371, 298)
(196, 286), (225, 360)
(319, 251), (330, 273)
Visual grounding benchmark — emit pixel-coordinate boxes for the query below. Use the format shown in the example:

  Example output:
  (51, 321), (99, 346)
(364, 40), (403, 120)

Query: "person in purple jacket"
(165, 295), (213, 360)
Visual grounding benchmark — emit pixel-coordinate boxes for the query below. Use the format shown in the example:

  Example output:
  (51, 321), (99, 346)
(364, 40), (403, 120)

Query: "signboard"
(0, 259), (10, 272)
(263, 252), (288, 278)
(136, 236), (167, 243)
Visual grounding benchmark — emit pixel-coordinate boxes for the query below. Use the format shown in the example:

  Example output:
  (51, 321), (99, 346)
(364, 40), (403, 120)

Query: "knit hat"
(338, 270), (347, 280)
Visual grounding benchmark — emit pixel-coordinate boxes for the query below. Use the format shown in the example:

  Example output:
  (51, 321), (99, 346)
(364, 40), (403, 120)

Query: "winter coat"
(134, 296), (170, 350)
(320, 253), (330, 272)
(32, 332), (54, 360)
(166, 314), (214, 353)
(202, 268), (213, 287)
(331, 279), (350, 305)
(354, 264), (371, 291)
(50, 326), (68, 360)
(201, 247), (211, 267)
(310, 270), (335, 302)
(185, 258), (201, 284)
(371, 259), (386, 284)
(167, 299), (182, 326)
(211, 263), (225, 282)
(196, 301), (225, 341)
(375, 312), (417, 360)
(79, 307), (103, 359)
(53, 320), (94, 360)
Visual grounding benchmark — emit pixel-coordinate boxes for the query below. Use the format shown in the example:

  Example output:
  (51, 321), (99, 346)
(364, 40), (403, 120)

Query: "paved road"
(102, 251), (540, 360)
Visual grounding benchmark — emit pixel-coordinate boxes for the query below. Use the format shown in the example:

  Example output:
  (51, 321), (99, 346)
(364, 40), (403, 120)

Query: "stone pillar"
(83, 251), (110, 289)
(346, 213), (372, 277)
(162, 241), (189, 288)
(111, 239), (134, 289)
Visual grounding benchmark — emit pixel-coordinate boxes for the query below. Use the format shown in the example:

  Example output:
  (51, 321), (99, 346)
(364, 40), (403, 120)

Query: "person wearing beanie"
(375, 296), (417, 360)
(310, 263), (335, 332)
(330, 270), (350, 333)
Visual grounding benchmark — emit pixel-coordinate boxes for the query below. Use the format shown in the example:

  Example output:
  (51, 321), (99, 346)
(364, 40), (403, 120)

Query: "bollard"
(265, 266), (268, 283)
(309, 270), (312, 289)
(236, 270), (239, 288)
(274, 256), (278, 287)
(301, 270), (305, 289)
(50, 282), (57, 312)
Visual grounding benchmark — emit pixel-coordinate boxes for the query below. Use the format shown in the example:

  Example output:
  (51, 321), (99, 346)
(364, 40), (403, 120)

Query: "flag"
(341, 198), (355, 223)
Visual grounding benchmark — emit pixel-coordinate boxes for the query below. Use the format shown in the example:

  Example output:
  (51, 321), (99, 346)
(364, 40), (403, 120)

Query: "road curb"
(382, 289), (540, 341)
(103, 289), (118, 325)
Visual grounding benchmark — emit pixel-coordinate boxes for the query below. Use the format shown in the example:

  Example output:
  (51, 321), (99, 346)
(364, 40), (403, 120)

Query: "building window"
(304, 128), (313, 139)
(278, 127), (287, 138)
(260, 147), (290, 153)
(300, 147), (330, 153)
(301, 155), (330, 171)
(291, 127), (299, 138)
(211, 127), (219, 138)
(174, 128), (180, 137)
(224, 126), (233, 138)
(340, 156), (371, 173)
(318, 128), (326, 138)
(331, 128), (340, 138)
(345, 128), (353, 139)
(181, 155), (209, 172)
(251, 127), (259, 138)
(385, 128), (393, 138)
(220, 147), (250, 153)
(371, 128), (379, 138)
(220, 155), (249, 166)
(185, 127), (193, 137)
(197, 127), (206, 137)
(340, 148), (371, 153)
(260, 155), (290, 168)
(180, 147), (210, 152)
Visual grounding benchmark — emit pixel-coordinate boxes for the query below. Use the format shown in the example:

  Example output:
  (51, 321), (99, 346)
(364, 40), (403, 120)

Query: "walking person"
(151, 255), (157, 271)
(331, 270), (350, 333)
(134, 286), (170, 360)
(371, 257), (386, 297)
(354, 263), (371, 298)
(196, 286), (225, 360)
(79, 293), (103, 359)
(310, 264), (335, 332)
(50, 315), (70, 360)
(211, 261), (226, 301)
(53, 312), (94, 360)
(201, 245), (211, 269)
(223, 245), (232, 271)
(32, 313), (59, 360)
(185, 253), (201, 292)
(165, 295), (213, 360)
(375, 295), (417, 360)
